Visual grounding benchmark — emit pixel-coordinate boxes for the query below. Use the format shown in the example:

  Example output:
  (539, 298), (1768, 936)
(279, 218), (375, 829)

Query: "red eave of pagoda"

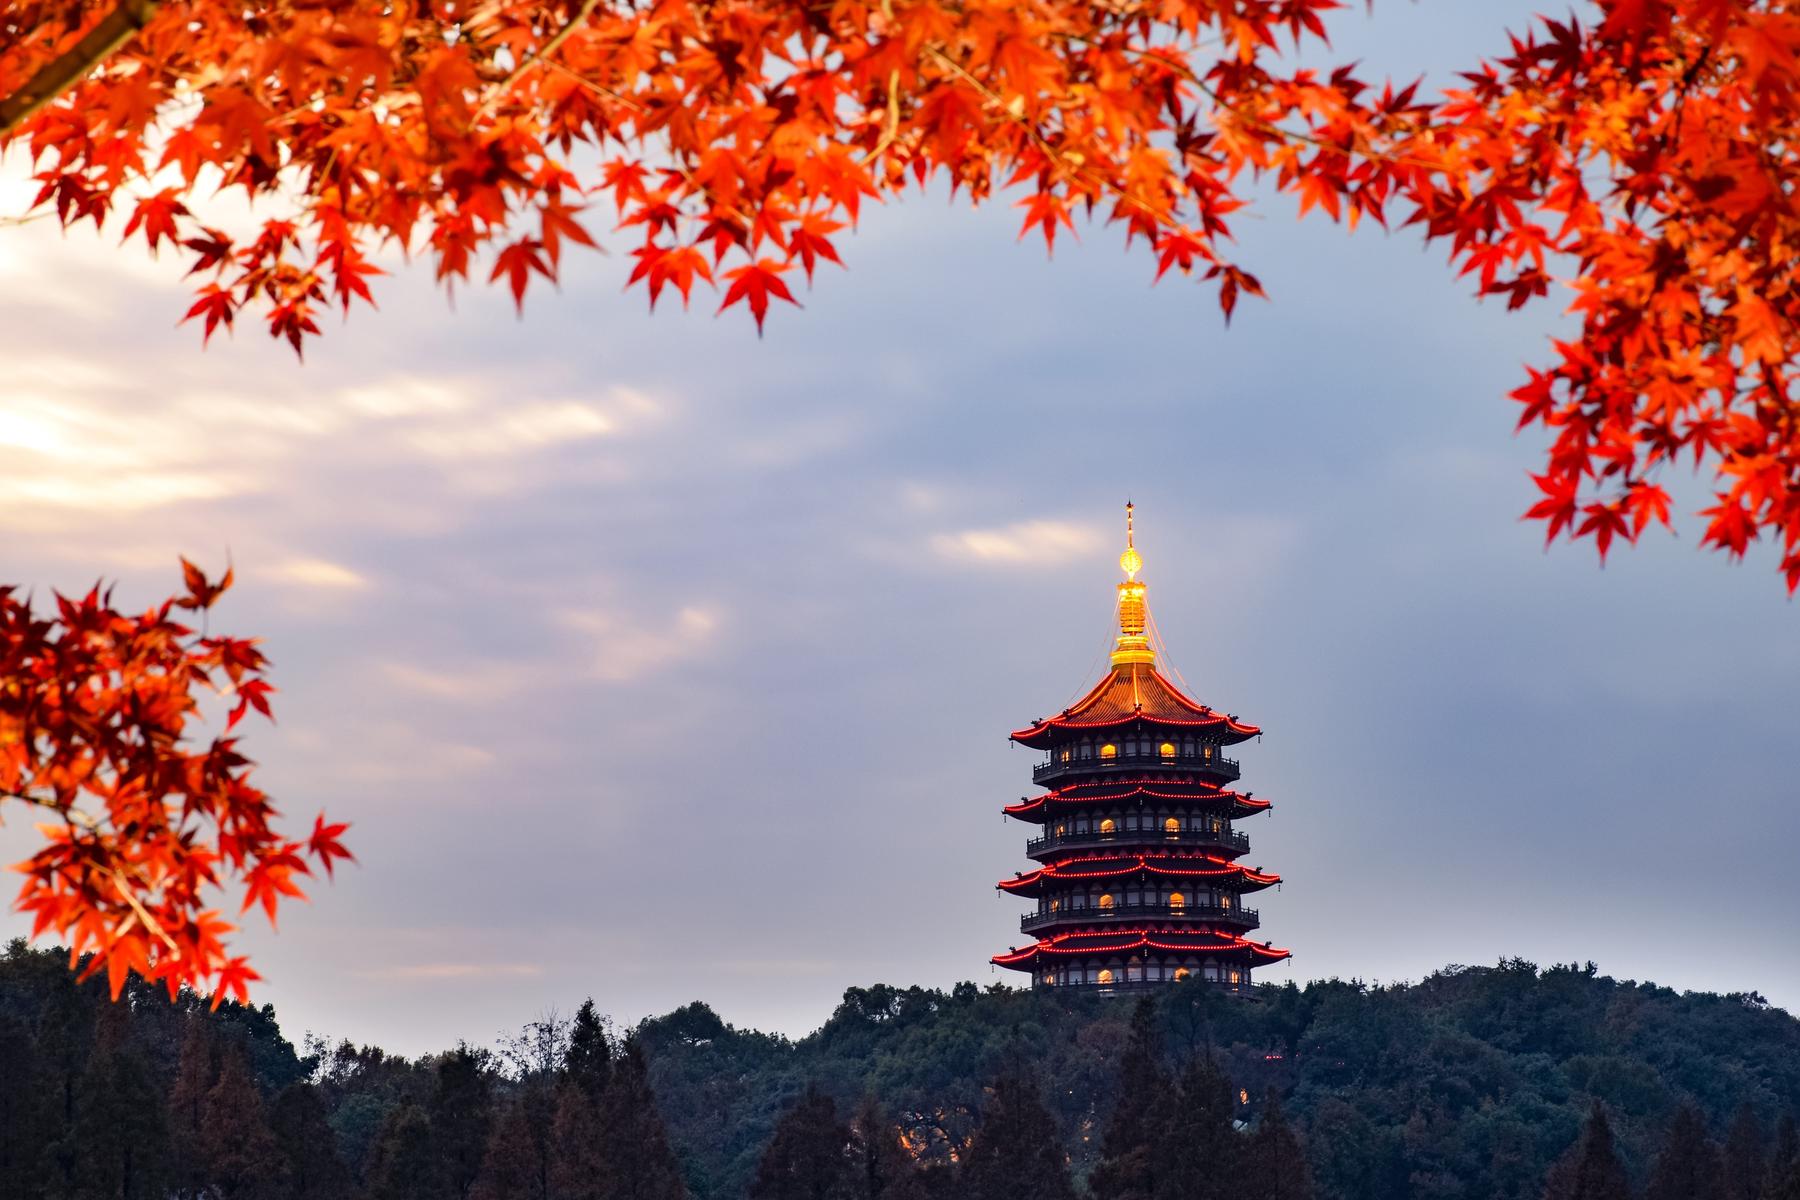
(1003, 779), (1272, 819)
(1010, 661), (1260, 748)
(991, 927), (1292, 969)
(997, 853), (1281, 895)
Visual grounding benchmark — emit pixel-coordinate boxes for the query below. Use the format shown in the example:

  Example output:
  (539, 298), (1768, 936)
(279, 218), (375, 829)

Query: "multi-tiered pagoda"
(993, 505), (1290, 993)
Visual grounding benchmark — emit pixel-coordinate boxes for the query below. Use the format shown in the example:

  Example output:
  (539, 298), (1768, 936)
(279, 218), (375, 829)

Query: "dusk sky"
(3, 0), (1796, 1060)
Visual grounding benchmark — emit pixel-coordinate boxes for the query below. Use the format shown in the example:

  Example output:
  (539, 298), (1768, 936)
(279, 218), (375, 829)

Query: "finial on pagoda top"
(1111, 500), (1155, 669)
(1120, 501), (1141, 580)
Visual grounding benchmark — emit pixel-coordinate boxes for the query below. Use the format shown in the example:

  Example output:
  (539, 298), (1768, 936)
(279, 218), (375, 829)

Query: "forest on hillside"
(3, 940), (1798, 1200)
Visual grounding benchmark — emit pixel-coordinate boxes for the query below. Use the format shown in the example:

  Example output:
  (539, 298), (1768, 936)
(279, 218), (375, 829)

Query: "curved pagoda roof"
(997, 852), (1281, 897)
(1003, 779), (1272, 821)
(1011, 663), (1261, 747)
(1011, 507), (1259, 748)
(992, 928), (1291, 969)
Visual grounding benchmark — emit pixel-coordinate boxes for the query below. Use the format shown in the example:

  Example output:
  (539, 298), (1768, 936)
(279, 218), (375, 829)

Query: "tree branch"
(0, 0), (164, 138)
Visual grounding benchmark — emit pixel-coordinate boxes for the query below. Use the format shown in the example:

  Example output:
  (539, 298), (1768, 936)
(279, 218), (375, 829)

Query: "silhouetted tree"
(1249, 1092), (1314, 1200)
(1091, 998), (1169, 1200)
(0, 1017), (42, 1196)
(959, 1075), (1075, 1200)
(1723, 1105), (1769, 1200)
(365, 1104), (443, 1200)
(549, 1079), (606, 1200)
(72, 1012), (169, 1200)
(36, 973), (92, 1198)
(751, 1085), (855, 1200)
(1645, 1105), (1722, 1200)
(166, 1019), (220, 1200)
(597, 1038), (690, 1200)
(848, 1097), (921, 1200)
(271, 1082), (352, 1200)
(1768, 1117), (1800, 1200)
(201, 1042), (284, 1198)
(1543, 1103), (1633, 1200)
(565, 1000), (612, 1101)
(430, 1046), (495, 1200)
(1153, 1055), (1241, 1200)
(474, 1085), (553, 1200)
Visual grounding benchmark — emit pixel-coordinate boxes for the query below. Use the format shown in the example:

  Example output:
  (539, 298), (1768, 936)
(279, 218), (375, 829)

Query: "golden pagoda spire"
(1111, 501), (1155, 669)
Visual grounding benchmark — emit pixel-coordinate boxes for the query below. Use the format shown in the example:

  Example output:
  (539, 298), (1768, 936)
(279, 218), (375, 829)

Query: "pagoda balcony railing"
(1020, 901), (1259, 935)
(1033, 749), (1240, 784)
(1025, 826), (1250, 856)
(1031, 978), (1258, 996)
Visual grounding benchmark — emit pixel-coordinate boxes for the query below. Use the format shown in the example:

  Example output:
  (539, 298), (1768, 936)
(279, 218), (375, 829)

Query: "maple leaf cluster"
(1421, 1), (1800, 588)
(0, 562), (351, 1005)
(4, 0), (1800, 586)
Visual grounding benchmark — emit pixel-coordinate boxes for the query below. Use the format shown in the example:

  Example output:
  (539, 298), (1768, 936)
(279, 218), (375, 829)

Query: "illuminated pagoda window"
(992, 504), (1291, 994)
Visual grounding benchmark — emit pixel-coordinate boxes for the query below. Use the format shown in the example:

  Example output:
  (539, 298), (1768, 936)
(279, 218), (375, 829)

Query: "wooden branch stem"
(0, 0), (163, 137)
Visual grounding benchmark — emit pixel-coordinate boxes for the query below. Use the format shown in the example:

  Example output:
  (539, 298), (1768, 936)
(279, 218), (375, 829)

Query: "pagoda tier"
(1002, 778), (1271, 823)
(992, 505), (1290, 994)
(994, 928), (1291, 991)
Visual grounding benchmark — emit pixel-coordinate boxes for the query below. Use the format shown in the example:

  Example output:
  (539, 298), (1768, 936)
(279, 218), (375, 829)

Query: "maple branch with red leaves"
(0, 563), (353, 1005)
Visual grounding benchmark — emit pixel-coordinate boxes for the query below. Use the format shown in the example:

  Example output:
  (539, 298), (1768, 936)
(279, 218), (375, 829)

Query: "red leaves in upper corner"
(1, 561), (353, 1006)
(7, 0), (1800, 586)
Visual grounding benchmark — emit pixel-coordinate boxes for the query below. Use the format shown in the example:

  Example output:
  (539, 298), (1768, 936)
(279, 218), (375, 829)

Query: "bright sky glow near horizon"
(3, 0), (1798, 1060)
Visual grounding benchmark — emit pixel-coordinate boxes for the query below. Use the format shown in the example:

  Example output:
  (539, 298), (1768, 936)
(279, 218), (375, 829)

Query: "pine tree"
(166, 1019), (221, 1200)
(750, 1085), (855, 1200)
(1646, 1105), (1723, 1200)
(72, 1010), (170, 1200)
(1092, 998), (1170, 1200)
(1542, 1103), (1633, 1200)
(1723, 1105), (1769, 1200)
(202, 1042), (285, 1199)
(595, 1038), (689, 1200)
(365, 1104), (444, 1200)
(0, 1017), (42, 1197)
(549, 1078), (607, 1200)
(1152, 1055), (1241, 1200)
(958, 1074), (1076, 1200)
(1249, 1092), (1314, 1200)
(474, 1086), (553, 1200)
(565, 1000), (612, 1102)
(35, 973), (92, 1199)
(1768, 1117), (1800, 1200)
(430, 1045), (495, 1200)
(270, 1082), (352, 1200)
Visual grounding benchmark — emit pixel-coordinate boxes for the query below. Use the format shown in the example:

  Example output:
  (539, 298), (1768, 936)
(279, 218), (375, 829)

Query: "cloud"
(557, 603), (722, 682)
(929, 519), (1103, 566)
(353, 963), (546, 982)
(272, 558), (369, 589)
(379, 660), (536, 704)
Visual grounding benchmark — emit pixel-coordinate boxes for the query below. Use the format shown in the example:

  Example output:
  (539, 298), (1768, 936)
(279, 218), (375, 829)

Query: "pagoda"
(992, 505), (1290, 992)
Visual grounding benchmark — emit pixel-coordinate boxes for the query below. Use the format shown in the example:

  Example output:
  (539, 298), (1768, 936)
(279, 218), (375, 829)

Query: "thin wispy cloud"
(930, 519), (1102, 566)
(354, 963), (547, 982)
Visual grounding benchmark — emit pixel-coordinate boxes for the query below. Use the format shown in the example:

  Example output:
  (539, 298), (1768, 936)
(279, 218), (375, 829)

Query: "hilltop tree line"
(3, 942), (1800, 1200)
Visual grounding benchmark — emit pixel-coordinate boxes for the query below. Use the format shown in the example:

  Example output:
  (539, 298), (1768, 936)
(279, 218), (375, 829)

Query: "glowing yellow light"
(1119, 546), (1142, 578)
